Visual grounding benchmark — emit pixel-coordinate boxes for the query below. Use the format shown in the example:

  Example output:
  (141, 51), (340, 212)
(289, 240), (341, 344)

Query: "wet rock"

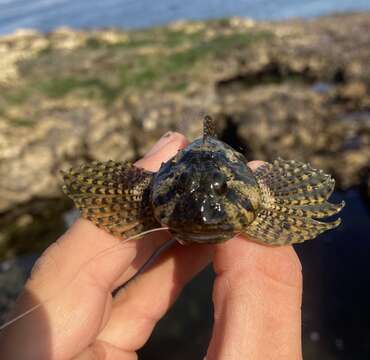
(0, 253), (39, 324)
(126, 92), (224, 156)
(0, 99), (134, 212)
(338, 81), (367, 102)
(0, 12), (370, 256)
(219, 84), (370, 189)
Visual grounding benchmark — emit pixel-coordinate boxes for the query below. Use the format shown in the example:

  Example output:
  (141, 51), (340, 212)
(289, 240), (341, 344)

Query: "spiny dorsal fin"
(203, 115), (216, 141)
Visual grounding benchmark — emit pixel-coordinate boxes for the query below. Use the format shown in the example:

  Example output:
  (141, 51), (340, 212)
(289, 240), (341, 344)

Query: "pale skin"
(0, 132), (303, 360)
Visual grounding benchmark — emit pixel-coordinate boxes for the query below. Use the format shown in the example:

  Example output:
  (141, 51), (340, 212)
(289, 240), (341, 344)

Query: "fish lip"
(171, 229), (234, 244)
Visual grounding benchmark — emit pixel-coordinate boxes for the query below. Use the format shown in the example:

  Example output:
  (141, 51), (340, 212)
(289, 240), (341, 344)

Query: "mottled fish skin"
(151, 137), (261, 244)
(62, 116), (344, 245)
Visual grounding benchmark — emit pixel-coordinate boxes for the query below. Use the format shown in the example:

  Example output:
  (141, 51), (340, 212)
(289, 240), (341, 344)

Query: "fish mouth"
(171, 229), (235, 244)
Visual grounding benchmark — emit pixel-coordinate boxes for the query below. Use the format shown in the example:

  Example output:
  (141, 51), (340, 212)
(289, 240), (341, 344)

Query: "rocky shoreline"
(0, 12), (369, 257)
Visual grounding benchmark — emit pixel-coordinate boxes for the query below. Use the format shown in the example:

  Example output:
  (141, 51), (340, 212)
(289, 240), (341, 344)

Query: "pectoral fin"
(244, 158), (344, 245)
(61, 160), (159, 238)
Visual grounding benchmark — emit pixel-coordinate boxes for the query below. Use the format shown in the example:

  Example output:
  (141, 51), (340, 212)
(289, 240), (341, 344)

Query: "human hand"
(0, 132), (302, 359)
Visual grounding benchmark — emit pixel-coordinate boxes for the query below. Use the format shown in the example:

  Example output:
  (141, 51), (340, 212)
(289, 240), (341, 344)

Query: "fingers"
(207, 238), (302, 360)
(136, 131), (187, 171)
(247, 160), (266, 171)
(83, 242), (213, 357)
(85, 159), (302, 359)
(31, 132), (188, 294)
(206, 161), (303, 360)
(0, 132), (188, 360)
(28, 131), (188, 294)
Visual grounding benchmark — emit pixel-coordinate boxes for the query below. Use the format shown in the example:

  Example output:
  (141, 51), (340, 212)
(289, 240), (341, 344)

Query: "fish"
(0, 115), (345, 333)
(61, 115), (344, 246)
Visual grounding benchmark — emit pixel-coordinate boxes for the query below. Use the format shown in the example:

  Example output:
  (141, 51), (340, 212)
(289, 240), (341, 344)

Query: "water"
(296, 189), (370, 359)
(1, 0), (370, 35)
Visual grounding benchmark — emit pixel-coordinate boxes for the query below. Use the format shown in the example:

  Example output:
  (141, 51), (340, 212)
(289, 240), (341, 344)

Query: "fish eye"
(211, 173), (228, 195)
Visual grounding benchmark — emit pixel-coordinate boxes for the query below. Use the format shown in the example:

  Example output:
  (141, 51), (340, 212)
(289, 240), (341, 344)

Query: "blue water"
(0, 0), (370, 35)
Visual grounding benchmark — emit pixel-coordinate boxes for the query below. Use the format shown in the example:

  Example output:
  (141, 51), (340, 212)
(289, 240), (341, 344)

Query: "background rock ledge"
(0, 12), (369, 257)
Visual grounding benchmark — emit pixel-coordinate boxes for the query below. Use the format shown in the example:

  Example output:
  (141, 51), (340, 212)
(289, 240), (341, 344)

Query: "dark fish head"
(151, 137), (261, 244)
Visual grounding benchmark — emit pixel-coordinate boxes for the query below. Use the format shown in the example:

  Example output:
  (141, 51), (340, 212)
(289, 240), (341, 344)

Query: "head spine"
(203, 115), (217, 142)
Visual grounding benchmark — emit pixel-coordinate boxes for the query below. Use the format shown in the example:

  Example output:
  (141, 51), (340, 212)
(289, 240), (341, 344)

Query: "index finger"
(0, 132), (188, 359)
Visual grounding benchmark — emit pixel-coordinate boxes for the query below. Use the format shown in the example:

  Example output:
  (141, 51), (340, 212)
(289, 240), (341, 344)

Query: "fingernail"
(144, 132), (175, 158)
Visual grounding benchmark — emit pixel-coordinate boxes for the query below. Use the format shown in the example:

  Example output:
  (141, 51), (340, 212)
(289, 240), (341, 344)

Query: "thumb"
(206, 161), (303, 360)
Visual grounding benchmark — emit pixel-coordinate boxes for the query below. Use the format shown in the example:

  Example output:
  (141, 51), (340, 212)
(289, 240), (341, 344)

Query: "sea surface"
(1, 0), (370, 35)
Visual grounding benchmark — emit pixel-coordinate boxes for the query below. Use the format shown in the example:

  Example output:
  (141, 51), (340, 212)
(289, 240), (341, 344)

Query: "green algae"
(1, 27), (272, 107)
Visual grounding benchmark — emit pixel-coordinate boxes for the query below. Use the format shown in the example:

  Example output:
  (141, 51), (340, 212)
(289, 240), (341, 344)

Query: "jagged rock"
(0, 98), (134, 211)
(0, 13), (369, 256)
(219, 84), (370, 188)
(126, 92), (224, 156)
